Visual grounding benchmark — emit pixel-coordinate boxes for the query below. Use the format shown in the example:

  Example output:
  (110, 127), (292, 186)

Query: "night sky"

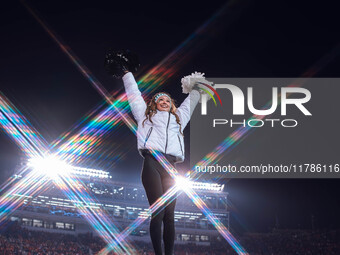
(1, 0), (340, 233)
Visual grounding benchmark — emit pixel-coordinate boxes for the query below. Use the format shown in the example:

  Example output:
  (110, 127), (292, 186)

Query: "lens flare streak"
(98, 181), (180, 255)
(55, 174), (136, 254)
(0, 95), (136, 254)
(21, 0), (248, 164)
(100, 148), (249, 255)
(0, 170), (49, 225)
(0, 93), (47, 157)
(53, 102), (131, 165)
(184, 186), (248, 254)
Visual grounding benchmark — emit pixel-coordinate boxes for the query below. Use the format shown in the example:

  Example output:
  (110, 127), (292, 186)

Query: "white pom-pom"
(181, 72), (215, 102)
(181, 71), (207, 94)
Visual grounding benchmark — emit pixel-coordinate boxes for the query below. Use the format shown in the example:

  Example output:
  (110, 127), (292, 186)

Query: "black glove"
(104, 49), (140, 78)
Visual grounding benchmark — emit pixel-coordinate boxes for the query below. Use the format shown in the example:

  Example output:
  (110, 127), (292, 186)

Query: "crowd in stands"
(0, 223), (88, 255)
(0, 223), (339, 254)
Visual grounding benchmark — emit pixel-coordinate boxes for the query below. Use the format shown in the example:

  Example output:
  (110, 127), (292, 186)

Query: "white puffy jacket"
(122, 72), (200, 163)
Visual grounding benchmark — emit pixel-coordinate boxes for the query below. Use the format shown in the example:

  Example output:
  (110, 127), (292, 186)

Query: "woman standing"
(105, 50), (205, 255)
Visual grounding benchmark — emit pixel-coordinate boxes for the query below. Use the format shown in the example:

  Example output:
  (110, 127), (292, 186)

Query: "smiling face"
(156, 95), (171, 112)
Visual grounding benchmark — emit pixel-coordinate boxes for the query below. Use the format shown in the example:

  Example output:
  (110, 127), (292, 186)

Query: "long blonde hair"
(142, 92), (183, 136)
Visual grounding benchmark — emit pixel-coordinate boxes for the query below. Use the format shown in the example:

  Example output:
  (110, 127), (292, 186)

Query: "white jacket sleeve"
(122, 72), (146, 122)
(177, 89), (201, 130)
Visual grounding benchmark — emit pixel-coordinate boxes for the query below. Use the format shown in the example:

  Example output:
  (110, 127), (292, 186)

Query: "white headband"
(154, 93), (172, 106)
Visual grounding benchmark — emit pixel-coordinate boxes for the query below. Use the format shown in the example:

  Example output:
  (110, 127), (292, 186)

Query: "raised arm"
(176, 89), (201, 130)
(122, 72), (146, 122)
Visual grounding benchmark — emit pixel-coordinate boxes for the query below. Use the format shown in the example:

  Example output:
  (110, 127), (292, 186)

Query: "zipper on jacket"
(144, 127), (153, 147)
(164, 112), (171, 154)
(177, 134), (184, 156)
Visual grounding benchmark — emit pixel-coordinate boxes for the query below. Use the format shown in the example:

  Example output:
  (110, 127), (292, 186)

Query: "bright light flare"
(28, 155), (71, 179)
(175, 176), (192, 191)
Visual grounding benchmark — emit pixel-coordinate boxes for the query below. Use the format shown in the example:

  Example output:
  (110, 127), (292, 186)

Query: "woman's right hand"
(104, 49), (140, 79)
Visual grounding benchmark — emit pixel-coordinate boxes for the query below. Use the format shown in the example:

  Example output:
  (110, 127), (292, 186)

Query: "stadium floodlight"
(28, 156), (111, 179)
(175, 177), (224, 192)
(191, 181), (225, 192)
(71, 166), (111, 179)
(175, 176), (192, 192)
(28, 155), (71, 179)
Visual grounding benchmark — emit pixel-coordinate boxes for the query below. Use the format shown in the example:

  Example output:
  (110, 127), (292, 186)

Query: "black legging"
(141, 151), (177, 255)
